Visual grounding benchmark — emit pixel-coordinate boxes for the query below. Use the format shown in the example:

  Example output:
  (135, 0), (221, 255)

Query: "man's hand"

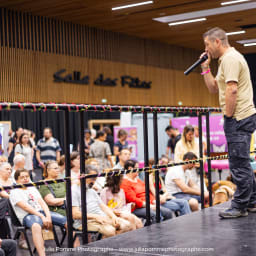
(200, 52), (211, 69)
(160, 195), (166, 204)
(0, 238), (2, 247)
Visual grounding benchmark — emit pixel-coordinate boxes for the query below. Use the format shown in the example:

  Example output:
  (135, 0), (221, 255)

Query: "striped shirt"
(36, 137), (61, 162)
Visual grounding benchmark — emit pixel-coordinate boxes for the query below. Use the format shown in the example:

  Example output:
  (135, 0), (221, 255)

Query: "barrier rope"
(0, 102), (222, 113)
(1, 151), (255, 192)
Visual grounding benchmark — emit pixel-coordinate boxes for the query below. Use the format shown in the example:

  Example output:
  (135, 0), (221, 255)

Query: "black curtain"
(245, 53), (256, 105)
(0, 110), (120, 153)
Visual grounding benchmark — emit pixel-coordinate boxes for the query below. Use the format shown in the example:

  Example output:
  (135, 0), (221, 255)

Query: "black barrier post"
(143, 112), (151, 225)
(198, 113), (205, 209)
(79, 112), (88, 244)
(64, 110), (73, 248)
(206, 112), (213, 206)
(153, 112), (161, 223)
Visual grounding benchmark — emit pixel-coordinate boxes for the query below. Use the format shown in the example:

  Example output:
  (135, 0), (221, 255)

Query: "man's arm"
(201, 53), (219, 94)
(174, 178), (200, 195)
(225, 81), (238, 117)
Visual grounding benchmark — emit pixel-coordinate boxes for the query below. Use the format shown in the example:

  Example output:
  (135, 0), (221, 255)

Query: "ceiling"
(1, 0), (256, 54)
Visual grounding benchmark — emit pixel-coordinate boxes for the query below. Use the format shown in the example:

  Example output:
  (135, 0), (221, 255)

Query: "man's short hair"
(14, 168), (29, 181)
(183, 152), (198, 161)
(44, 127), (52, 134)
(165, 125), (174, 132)
(85, 164), (98, 175)
(120, 148), (130, 155)
(0, 162), (10, 171)
(203, 27), (229, 46)
(13, 154), (25, 165)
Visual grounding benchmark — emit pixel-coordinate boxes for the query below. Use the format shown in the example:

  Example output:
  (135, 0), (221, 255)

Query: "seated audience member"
(174, 125), (199, 163)
(113, 148), (131, 170)
(165, 152), (209, 211)
(100, 175), (143, 230)
(0, 162), (28, 249)
(0, 239), (16, 256)
(72, 165), (132, 238)
(70, 151), (80, 185)
(89, 130), (114, 170)
(10, 169), (67, 256)
(121, 160), (173, 223)
(148, 159), (191, 216)
(58, 155), (66, 179)
(158, 155), (170, 181)
(86, 158), (105, 193)
(12, 154), (25, 181)
(0, 163), (13, 199)
(39, 161), (66, 217)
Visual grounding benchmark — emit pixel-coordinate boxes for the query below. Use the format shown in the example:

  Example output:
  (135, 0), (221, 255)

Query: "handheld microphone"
(184, 54), (208, 76)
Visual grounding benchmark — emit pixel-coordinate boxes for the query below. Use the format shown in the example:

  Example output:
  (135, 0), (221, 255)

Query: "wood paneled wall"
(0, 7), (219, 106)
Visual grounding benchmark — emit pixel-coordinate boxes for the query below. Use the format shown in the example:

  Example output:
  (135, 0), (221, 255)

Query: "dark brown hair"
(70, 151), (80, 168)
(14, 168), (30, 181)
(105, 175), (123, 194)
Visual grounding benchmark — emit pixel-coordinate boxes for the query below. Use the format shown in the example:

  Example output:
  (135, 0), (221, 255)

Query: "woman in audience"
(8, 127), (23, 165)
(15, 133), (34, 179)
(10, 169), (67, 256)
(39, 161), (66, 217)
(121, 160), (173, 223)
(89, 131), (114, 171)
(100, 175), (143, 230)
(148, 159), (191, 216)
(0, 163), (13, 198)
(114, 129), (129, 163)
(70, 151), (80, 185)
(174, 125), (199, 162)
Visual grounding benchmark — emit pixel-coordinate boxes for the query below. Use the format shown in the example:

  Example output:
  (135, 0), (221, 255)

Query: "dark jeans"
(133, 205), (173, 223)
(0, 239), (17, 256)
(224, 114), (256, 209)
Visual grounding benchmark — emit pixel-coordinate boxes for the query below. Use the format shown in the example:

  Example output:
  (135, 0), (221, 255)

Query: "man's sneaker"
(247, 204), (256, 213)
(219, 208), (248, 219)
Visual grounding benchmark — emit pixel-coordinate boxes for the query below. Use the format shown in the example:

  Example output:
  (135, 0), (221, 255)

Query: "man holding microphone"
(200, 27), (256, 218)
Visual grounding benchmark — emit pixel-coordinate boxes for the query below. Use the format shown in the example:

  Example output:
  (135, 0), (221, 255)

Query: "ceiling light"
(236, 39), (256, 44)
(226, 30), (245, 35)
(244, 42), (256, 47)
(112, 1), (153, 11)
(221, 0), (250, 6)
(168, 18), (206, 26)
(153, 2), (256, 23)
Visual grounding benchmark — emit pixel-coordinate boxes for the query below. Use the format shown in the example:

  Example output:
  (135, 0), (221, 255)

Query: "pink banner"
(114, 126), (138, 158)
(171, 114), (227, 153)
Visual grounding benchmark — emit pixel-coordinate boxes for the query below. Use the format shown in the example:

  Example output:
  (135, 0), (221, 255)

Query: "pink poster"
(171, 114), (227, 153)
(114, 126), (138, 158)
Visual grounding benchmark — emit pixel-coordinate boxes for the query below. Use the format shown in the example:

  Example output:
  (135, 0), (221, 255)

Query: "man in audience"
(113, 148), (131, 170)
(165, 152), (209, 211)
(158, 155), (170, 181)
(165, 125), (181, 159)
(72, 165), (132, 238)
(36, 127), (61, 170)
(10, 169), (67, 256)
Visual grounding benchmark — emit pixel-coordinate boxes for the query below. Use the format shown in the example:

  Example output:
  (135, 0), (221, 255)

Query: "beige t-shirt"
(216, 47), (256, 121)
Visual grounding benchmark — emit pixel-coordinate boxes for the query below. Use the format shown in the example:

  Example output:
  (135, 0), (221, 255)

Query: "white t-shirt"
(72, 185), (106, 229)
(10, 187), (43, 223)
(165, 165), (191, 195)
(187, 168), (208, 192)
